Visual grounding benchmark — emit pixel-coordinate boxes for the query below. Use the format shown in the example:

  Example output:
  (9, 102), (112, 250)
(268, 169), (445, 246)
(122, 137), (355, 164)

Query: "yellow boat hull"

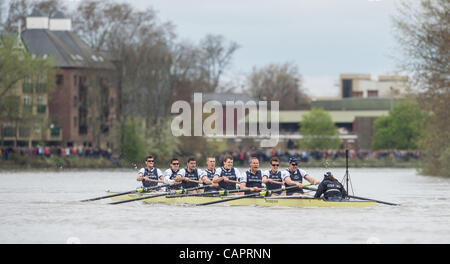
(106, 192), (376, 207)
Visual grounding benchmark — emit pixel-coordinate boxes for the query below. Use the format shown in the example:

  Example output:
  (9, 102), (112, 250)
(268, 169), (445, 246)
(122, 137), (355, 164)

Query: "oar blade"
(80, 190), (136, 202)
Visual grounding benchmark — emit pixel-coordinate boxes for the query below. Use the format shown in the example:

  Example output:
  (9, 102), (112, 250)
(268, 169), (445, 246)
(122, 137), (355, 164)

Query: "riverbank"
(0, 153), (421, 171)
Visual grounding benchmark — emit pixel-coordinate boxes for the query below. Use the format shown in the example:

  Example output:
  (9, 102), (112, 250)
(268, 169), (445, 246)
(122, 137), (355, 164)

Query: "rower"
(213, 155), (242, 193)
(283, 157), (320, 196)
(240, 157), (264, 194)
(177, 157), (206, 194)
(314, 172), (348, 201)
(262, 156), (285, 196)
(136, 156), (163, 190)
(163, 158), (182, 191)
(202, 156), (219, 193)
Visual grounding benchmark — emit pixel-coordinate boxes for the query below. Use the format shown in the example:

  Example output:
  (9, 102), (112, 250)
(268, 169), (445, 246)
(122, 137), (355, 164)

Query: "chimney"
(26, 8), (49, 29)
(49, 11), (72, 31)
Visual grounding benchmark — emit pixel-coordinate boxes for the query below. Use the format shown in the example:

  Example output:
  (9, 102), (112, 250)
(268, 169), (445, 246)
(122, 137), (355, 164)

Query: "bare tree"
(73, 0), (176, 127)
(198, 34), (240, 93)
(246, 62), (310, 110)
(393, 0), (450, 176)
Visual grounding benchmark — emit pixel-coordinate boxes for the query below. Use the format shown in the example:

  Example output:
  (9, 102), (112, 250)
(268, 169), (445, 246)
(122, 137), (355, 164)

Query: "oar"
(346, 194), (399, 206)
(110, 185), (211, 205)
(166, 188), (253, 198)
(302, 186), (399, 206)
(80, 184), (170, 202)
(196, 185), (305, 206)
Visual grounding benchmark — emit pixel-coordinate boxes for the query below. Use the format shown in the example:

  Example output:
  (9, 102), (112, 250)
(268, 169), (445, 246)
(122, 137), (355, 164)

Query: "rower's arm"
(284, 176), (295, 185)
(202, 175), (213, 185)
(305, 174), (320, 185)
(137, 168), (146, 181)
(212, 175), (223, 183)
(262, 176), (270, 184)
(158, 169), (164, 183)
(285, 176), (303, 188)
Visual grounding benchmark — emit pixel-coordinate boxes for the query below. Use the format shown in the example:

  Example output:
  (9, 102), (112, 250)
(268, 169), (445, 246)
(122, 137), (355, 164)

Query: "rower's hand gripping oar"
(302, 186), (399, 206)
(80, 183), (170, 202)
(109, 185), (212, 205)
(196, 184), (311, 206)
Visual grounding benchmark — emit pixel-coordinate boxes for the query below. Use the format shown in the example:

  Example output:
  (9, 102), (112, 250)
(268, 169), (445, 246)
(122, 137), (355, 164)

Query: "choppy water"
(0, 168), (449, 244)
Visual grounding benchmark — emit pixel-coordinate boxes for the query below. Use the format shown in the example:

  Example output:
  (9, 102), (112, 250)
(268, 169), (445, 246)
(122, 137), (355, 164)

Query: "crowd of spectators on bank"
(0, 145), (113, 161)
(218, 149), (423, 166)
(1, 146), (423, 166)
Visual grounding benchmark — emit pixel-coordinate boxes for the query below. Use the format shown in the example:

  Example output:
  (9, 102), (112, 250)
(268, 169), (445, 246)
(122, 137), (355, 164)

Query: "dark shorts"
(285, 189), (304, 196)
(204, 187), (219, 193)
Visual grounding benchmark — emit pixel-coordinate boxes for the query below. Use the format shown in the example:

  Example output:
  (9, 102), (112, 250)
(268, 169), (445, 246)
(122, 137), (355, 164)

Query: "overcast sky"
(71, 0), (405, 98)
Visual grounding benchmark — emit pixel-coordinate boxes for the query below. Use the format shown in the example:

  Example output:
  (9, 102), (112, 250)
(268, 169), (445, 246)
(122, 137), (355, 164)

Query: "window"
(73, 116), (77, 127)
(34, 120), (41, 133)
(37, 95), (44, 105)
(352, 91), (363, 98)
(73, 75), (77, 87)
(342, 79), (353, 98)
(23, 95), (31, 105)
(73, 96), (77, 106)
(56, 74), (64, 85)
(367, 90), (379, 97)
(110, 97), (114, 107)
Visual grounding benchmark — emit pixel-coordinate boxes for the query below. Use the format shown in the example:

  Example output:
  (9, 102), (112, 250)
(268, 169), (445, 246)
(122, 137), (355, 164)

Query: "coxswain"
(163, 158), (182, 191)
(202, 156), (219, 193)
(314, 172), (348, 201)
(262, 156), (285, 196)
(240, 157), (264, 194)
(136, 156), (164, 190)
(213, 155), (242, 193)
(283, 157), (320, 196)
(177, 157), (206, 194)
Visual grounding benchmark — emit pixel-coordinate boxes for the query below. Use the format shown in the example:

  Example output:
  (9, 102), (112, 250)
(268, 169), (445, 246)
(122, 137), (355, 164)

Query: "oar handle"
(227, 180), (241, 184)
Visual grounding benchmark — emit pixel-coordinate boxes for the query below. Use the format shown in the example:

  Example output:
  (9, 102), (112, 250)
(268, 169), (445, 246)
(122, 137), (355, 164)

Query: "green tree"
(372, 101), (426, 150)
(0, 33), (55, 146)
(117, 119), (147, 166)
(145, 120), (180, 165)
(393, 0), (449, 176)
(299, 108), (341, 150)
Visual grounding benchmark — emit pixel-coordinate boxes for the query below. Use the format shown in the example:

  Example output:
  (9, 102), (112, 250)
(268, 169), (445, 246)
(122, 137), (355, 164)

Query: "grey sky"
(124, 0), (404, 98)
(61, 0), (404, 97)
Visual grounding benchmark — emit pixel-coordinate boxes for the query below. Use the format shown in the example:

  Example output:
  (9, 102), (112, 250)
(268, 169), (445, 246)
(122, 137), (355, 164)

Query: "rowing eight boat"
(105, 191), (376, 207)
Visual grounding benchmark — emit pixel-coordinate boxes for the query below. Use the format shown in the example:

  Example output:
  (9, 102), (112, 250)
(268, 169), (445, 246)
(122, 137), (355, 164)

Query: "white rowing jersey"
(177, 168), (207, 179)
(163, 168), (180, 184)
(138, 167), (163, 187)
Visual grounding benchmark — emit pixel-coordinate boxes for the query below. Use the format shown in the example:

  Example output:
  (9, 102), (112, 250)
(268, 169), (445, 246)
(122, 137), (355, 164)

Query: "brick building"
(19, 9), (119, 148)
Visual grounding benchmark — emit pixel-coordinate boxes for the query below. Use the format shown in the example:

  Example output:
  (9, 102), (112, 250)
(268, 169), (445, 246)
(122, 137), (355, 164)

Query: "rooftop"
(20, 29), (115, 70)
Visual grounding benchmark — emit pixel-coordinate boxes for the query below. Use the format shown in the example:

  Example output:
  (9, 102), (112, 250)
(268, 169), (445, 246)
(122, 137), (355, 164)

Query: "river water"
(0, 168), (449, 244)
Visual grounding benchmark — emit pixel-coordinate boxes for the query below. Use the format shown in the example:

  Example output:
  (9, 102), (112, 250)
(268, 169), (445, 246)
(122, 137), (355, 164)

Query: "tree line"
(1, 0), (448, 176)
(0, 0), (311, 165)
